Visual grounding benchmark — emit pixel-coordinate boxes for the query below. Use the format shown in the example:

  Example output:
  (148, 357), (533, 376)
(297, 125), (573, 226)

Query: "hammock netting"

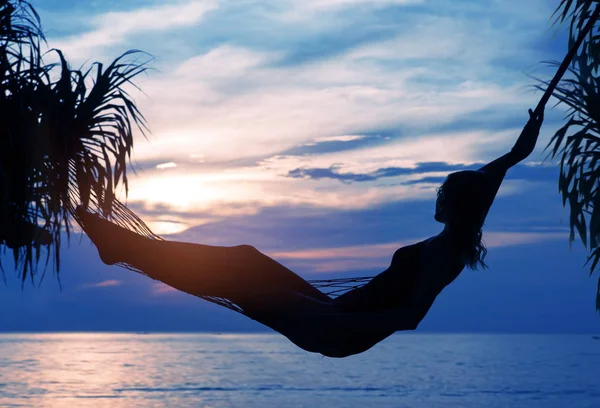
(68, 191), (374, 315)
(67, 6), (599, 317)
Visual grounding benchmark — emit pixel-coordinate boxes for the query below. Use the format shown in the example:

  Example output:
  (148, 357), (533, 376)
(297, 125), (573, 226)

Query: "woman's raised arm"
(478, 108), (544, 176)
(474, 108), (544, 222)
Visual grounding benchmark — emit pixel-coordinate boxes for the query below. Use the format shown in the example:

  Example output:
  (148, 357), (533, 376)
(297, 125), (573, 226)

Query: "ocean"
(0, 333), (598, 407)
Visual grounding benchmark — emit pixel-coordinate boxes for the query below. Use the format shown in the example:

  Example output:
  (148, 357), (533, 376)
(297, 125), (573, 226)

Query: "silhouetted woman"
(77, 108), (544, 358)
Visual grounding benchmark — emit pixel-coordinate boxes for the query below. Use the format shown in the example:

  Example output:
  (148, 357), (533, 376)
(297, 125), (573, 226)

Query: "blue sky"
(2, 0), (599, 334)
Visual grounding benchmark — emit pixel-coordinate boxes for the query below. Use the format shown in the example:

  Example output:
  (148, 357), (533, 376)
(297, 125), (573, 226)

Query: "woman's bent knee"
(235, 244), (258, 254)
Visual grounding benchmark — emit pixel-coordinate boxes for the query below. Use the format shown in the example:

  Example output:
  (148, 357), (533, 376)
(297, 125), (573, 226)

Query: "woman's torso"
(333, 235), (465, 312)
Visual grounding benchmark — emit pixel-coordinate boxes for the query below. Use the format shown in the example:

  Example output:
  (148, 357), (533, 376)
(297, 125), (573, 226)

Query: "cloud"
(52, 1), (218, 60)
(151, 282), (179, 295)
(131, 47), (531, 166)
(156, 162), (178, 170)
(311, 135), (369, 143)
(285, 161), (559, 185)
(279, 134), (387, 156)
(286, 161), (476, 183)
(79, 279), (122, 289)
(122, 0), (558, 171)
(296, 0), (424, 10)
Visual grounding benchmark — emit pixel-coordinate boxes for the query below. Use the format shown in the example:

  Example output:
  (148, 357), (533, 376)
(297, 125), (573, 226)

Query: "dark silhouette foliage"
(0, 0), (151, 283)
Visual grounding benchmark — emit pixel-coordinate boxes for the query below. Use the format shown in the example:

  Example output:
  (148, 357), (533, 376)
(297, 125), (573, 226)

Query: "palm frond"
(540, 1), (600, 310)
(0, 0), (152, 283)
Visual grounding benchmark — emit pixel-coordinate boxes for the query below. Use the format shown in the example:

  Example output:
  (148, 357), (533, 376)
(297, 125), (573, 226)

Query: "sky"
(1, 0), (599, 334)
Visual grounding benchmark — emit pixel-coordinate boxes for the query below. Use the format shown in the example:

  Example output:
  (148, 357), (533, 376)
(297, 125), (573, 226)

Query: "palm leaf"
(539, 1), (600, 310)
(0, 0), (152, 283)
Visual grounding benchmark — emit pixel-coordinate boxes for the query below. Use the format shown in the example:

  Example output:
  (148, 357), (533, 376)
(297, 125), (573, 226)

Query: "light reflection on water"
(0, 333), (599, 407)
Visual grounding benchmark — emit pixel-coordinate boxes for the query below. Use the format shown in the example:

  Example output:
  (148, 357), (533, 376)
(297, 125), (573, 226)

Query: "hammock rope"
(67, 7), (600, 316)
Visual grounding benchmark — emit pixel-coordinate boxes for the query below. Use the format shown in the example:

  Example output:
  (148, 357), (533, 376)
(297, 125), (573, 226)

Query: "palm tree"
(541, 0), (600, 310)
(0, 0), (150, 283)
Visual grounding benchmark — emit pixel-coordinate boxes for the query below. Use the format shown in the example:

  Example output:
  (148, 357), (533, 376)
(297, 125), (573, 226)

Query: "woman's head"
(435, 170), (488, 269)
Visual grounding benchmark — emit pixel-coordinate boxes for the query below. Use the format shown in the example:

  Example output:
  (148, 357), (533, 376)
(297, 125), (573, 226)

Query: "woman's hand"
(511, 108), (544, 160)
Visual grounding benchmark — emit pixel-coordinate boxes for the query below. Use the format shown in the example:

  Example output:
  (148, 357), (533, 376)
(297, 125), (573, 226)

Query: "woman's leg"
(77, 209), (332, 312)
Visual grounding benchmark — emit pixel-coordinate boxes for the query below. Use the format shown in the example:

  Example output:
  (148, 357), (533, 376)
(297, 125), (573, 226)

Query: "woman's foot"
(75, 207), (138, 265)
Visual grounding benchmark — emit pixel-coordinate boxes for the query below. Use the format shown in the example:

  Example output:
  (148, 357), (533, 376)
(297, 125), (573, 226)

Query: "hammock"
(69, 8), (598, 317)
(69, 195), (375, 314)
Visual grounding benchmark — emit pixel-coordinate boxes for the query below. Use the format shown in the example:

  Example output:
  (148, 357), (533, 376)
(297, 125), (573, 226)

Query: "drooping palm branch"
(1, 0), (47, 282)
(540, 0), (600, 310)
(0, 0), (151, 283)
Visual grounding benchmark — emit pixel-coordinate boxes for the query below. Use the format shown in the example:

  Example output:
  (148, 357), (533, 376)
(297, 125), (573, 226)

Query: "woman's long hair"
(436, 171), (488, 269)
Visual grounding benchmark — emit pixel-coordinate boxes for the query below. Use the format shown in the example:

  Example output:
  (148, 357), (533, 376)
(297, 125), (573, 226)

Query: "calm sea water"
(0, 333), (599, 407)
